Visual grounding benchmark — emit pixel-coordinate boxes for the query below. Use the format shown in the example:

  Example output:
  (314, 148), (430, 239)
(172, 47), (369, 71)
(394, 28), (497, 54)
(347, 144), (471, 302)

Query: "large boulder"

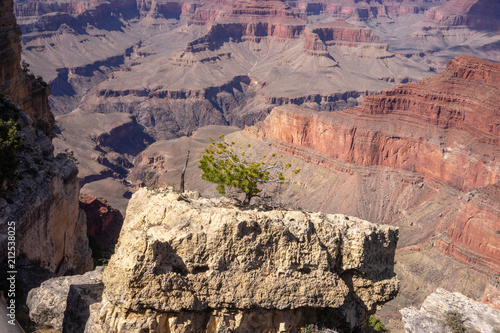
(87, 188), (399, 332)
(27, 267), (104, 332)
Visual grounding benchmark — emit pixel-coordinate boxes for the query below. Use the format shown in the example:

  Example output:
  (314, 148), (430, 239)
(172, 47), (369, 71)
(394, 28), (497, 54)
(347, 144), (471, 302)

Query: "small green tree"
(369, 315), (390, 332)
(199, 135), (300, 206)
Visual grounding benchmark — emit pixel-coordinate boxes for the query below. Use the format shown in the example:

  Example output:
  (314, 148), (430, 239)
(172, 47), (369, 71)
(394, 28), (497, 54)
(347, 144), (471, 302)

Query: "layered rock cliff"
(80, 188), (399, 332)
(0, 0), (92, 274)
(252, 55), (500, 192)
(425, 0), (500, 31)
(250, 55), (500, 276)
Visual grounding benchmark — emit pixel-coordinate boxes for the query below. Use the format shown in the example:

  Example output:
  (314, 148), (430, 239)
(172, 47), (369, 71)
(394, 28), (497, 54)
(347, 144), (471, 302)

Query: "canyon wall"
(250, 55), (500, 276)
(80, 188), (398, 333)
(425, 0), (500, 31)
(252, 55), (500, 192)
(0, 0), (92, 274)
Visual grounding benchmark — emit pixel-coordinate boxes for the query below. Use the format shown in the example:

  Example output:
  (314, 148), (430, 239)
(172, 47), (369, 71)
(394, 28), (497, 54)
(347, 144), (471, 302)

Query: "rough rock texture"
(0, 104), (93, 275)
(27, 266), (104, 332)
(0, 0), (54, 137)
(0, 0), (92, 274)
(400, 288), (500, 333)
(87, 188), (399, 332)
(481, 275), (500, 310)
(79, 195), (123, 246)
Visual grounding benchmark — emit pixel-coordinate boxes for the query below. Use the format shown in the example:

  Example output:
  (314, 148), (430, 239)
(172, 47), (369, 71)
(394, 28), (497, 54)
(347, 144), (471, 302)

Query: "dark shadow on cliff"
(62, 282), (104, 333)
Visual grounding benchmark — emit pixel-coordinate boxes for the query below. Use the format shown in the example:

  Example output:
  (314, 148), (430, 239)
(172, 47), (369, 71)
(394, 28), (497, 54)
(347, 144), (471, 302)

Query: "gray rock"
(27, 267), (104, 333)
(401, 288), (500, 333)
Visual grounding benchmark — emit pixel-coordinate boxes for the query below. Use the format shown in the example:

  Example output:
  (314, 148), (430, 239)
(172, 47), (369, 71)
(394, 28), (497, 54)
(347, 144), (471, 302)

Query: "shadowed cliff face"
(0, 0), (92, 274)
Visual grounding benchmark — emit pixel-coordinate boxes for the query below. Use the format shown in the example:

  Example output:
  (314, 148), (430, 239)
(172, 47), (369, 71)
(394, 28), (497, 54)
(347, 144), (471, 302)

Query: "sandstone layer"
(400, 288), (500, 333)
(85, 188), (399, 332)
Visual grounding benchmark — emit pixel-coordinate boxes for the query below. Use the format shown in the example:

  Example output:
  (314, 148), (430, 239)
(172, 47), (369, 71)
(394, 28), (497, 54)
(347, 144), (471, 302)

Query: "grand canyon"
(0, 0), (499, 332)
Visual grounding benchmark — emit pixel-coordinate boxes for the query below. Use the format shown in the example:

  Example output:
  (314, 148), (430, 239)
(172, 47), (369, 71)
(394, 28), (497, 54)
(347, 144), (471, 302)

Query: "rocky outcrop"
(0, 0), (54, 137)
(0, 105), (93, 274)
(400, 288), (500, 333)
(27, 266), (104, 332)
(311, 20), (384, 46)
(85, 188), (398, 332)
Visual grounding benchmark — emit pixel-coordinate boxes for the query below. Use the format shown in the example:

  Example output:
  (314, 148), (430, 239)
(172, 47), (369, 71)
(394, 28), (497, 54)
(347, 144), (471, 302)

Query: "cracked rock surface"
(87, 188), (398, 332)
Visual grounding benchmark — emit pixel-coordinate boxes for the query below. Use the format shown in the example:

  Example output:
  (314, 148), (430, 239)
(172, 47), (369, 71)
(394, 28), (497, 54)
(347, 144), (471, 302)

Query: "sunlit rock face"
(84, 188), (398, 332)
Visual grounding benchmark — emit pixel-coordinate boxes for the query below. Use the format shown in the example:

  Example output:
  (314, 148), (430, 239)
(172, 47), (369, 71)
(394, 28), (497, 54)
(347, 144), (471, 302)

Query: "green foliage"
(445, 311), (467, 333)
(21, 60), (30, 73)
(65, 148), (79, 164)
(21, 60), (48, 87)
(369, 315), (390, 332)
(0, 95), (23, 194)
(199, 134), (300, 205)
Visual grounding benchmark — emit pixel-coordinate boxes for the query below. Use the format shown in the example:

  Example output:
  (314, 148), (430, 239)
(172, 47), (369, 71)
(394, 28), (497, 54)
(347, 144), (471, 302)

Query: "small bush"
(199, 134), (300, 206)
(369, 315), (390, 332)
(445, 311), (467, 333)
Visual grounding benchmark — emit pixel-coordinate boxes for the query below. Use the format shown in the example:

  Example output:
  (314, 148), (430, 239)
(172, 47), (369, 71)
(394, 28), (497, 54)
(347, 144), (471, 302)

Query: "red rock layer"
(311, 20), (384, 45)
(253, 55), (500, 193)
(0, 0), (54, 137)
(288, 0), (442, 19)
(435, 184), (500, 274)
(251, 55), (500, 274)
(15, 0), (103, 16)
(79, 195), (123, 246)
